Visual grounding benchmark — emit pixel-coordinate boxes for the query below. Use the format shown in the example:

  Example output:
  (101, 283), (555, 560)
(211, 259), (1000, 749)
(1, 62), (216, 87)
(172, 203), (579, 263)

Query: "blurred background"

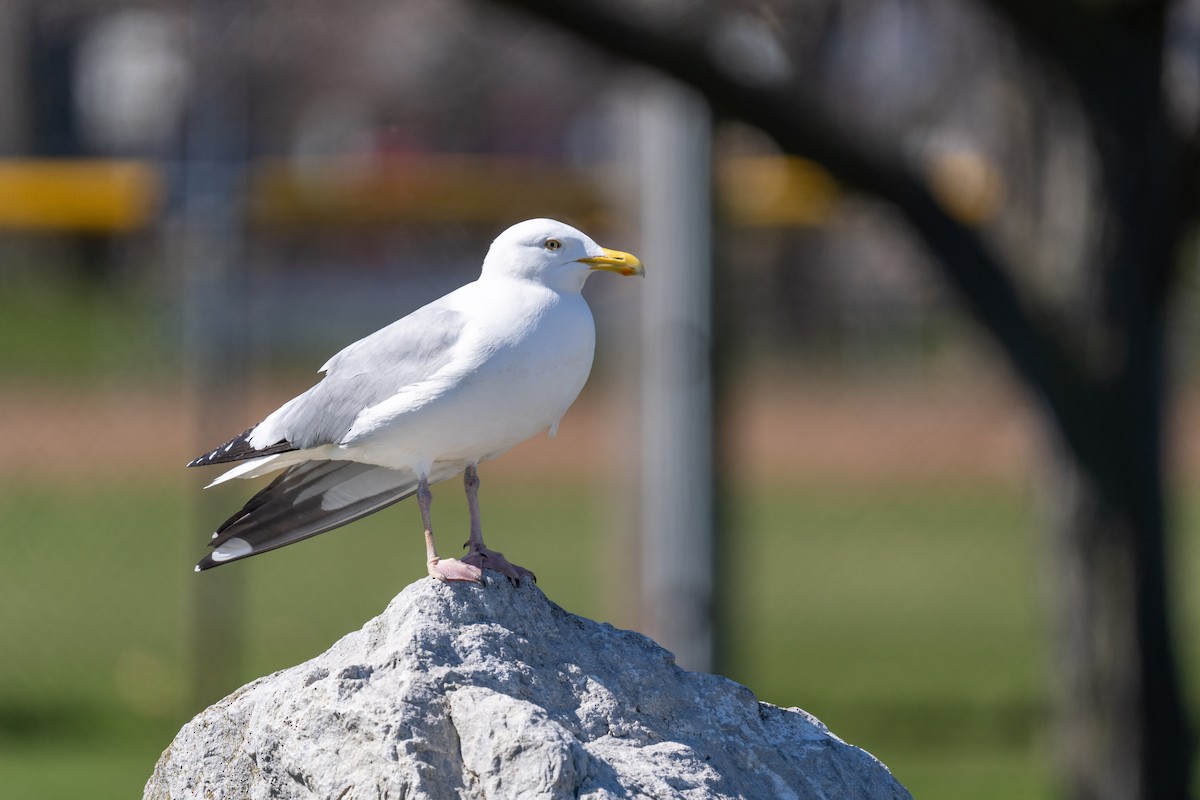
(0, 0), (1198, 798)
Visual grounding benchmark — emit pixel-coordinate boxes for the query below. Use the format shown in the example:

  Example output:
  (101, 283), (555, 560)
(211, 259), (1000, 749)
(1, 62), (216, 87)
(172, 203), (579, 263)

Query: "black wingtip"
(188, 426), (297, 468)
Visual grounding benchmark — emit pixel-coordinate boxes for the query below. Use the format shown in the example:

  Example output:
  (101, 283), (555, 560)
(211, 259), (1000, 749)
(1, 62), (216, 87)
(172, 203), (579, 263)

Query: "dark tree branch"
(488, 0), (1107, 482)
(484, 2), (1195, 797)
(979, 0), (1167, 92)
(987, 0), (1187, 307)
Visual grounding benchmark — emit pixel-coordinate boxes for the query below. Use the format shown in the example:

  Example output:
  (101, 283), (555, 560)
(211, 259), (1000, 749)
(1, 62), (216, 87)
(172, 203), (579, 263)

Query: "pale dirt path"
(3, 375), (1198, 487)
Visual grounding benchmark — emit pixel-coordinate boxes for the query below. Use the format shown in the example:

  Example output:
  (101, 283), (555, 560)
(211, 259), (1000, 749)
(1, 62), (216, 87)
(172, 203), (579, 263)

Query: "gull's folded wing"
(187, 304), (466, 468)
(196, 460), (418, 570)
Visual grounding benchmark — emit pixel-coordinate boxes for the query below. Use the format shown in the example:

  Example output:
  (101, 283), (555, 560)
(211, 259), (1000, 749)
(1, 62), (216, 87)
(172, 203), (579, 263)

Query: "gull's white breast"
(342, 278), (596, 473)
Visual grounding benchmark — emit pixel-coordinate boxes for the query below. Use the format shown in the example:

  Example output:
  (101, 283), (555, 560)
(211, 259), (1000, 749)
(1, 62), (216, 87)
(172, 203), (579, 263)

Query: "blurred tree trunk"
(487, 1), (1196, 798)
(1038, 8), (1191, 795)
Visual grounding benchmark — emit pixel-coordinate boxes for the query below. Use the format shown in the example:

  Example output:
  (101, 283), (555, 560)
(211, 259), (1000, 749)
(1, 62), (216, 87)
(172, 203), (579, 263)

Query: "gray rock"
(146, 577), (911, 800)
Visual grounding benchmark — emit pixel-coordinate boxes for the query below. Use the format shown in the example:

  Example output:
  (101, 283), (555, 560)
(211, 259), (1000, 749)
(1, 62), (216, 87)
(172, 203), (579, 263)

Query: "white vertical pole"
(637, 79), (715, 672)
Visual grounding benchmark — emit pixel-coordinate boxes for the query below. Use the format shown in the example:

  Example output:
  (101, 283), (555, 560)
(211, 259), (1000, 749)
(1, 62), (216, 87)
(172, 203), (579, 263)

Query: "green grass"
(4, 464), (1199, 799)
(723, 482), (1052, 796)
(0, 707), (181, 800)
(0, 279), (167, 382)
(0, 474), (1074, 800)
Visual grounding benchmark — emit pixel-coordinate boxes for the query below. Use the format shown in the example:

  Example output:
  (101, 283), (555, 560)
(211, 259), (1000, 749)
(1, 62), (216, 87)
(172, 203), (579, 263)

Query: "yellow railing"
(0, 159), (162, 233)
(0, 154), (843, 233)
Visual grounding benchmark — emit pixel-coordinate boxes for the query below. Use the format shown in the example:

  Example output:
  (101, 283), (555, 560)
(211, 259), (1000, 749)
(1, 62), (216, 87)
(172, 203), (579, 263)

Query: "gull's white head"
(481, 218), (644, 292)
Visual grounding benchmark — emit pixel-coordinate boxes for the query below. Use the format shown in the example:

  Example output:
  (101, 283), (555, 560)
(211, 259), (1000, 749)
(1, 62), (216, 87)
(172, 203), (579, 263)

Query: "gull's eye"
(544, 238), (562, 251)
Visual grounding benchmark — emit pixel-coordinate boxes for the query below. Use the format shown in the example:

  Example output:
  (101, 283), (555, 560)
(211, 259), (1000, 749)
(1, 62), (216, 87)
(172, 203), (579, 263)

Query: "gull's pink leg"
(460, 464), (536, 584)
(421, 475), (483, 584)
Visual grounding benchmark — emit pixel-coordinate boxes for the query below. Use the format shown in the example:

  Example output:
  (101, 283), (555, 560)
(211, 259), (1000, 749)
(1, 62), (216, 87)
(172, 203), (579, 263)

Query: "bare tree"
(486, 1), (1198, 798)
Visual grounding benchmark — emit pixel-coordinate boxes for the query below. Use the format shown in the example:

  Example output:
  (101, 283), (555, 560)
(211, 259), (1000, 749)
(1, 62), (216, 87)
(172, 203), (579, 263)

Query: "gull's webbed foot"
(462, 546), (536, 585)
(427, 556), (484, 585)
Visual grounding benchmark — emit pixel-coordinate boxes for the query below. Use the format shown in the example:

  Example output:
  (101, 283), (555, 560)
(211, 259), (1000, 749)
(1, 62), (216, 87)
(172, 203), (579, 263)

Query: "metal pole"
(637, 79), (715, 672)
(180, 0), (248, 710)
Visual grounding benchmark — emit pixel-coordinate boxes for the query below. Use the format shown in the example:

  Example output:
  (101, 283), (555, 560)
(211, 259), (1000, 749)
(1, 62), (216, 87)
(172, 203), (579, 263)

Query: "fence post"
(636, 79), (716, 672)
(180, 0), (248, 710)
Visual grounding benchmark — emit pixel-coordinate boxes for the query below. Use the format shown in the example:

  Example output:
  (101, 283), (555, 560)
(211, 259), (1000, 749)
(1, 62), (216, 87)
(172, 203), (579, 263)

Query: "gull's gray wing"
(188, 304), (465, 467)
(195, 460), (419, 570)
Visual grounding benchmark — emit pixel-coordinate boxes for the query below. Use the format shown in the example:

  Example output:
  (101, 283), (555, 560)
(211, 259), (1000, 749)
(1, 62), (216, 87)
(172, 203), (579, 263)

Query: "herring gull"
(187, 218), (643, 583)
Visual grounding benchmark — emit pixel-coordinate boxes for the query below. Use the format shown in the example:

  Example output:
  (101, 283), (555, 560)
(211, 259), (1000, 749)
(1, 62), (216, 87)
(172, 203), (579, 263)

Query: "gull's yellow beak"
(579, 247), (644, 277)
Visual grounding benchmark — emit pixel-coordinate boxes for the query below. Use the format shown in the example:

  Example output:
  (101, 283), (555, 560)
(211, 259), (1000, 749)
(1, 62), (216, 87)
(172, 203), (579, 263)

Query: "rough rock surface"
(146, 577), (911, 800)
